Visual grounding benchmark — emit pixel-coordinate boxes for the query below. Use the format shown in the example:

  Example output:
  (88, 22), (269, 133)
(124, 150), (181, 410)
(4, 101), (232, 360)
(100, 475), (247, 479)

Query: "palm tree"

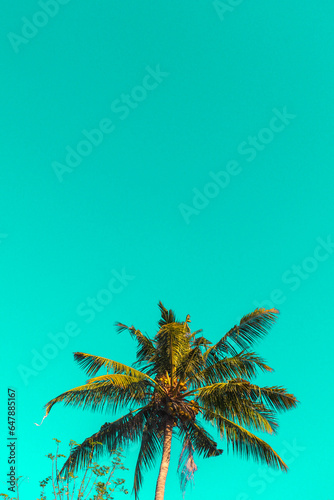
(45, 302), (298, 500)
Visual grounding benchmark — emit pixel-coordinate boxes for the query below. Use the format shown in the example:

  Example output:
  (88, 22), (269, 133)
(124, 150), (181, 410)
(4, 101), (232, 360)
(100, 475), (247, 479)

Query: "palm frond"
(249, 384), (299, 412)
(157, 301), (177, 326)
(177, 419), (223, 493)
(74, 352), (150, 378)
(203, 409), (287, 471)
(204, 308), (279, 360)
(45, 375), (151, 415)
(59, 407), (151, 477)
(188, 329), (205, 341)
(198, 389), (278, 434)
(115, 323), (156, 364)
(153, 322), (191, 381)
(230, 380), (298, 412)
(196, 379), (298, 413)
(247, 401), (279, 433)
(133, 418), (164, 500)
(175, 342), (205, 386)
(177, 437), (197, 493)
(198, 351), (273, 384)
(178, 419), (223, 459)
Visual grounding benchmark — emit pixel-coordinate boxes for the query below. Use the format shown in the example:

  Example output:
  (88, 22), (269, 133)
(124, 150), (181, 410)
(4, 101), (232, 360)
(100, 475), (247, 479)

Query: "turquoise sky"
(1, 1), (334, 498)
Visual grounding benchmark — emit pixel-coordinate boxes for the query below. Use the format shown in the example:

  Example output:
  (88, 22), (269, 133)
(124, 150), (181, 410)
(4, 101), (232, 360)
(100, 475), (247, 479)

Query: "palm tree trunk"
(155, 419), (174, 500)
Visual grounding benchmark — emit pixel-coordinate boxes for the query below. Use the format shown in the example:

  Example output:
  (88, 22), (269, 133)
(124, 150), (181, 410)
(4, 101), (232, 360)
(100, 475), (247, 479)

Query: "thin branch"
(51, 456), (58, 500)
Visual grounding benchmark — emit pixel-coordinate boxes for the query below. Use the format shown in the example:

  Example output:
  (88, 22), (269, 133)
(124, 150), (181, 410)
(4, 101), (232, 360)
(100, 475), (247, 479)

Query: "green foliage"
(0, 443), (128, 500)
(37, 439), (128, 499)
(45, 304), (298, 498)
(0, 476), (25, 500)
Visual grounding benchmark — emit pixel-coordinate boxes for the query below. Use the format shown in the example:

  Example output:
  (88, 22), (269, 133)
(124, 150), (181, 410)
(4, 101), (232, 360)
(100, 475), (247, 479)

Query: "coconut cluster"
(153, 374), (199, 423)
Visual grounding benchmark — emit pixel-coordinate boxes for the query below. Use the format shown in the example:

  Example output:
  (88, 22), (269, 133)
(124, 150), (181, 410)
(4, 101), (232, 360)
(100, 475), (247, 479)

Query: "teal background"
(1, 1), (333, 498)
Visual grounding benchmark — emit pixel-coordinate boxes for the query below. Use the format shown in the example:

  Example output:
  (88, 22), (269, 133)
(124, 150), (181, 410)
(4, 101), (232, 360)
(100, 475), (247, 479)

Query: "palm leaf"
(175, 342), (206, 386)
(153, 322), (191, 380)
(59, 407), (151, 477)
(248, 384), (299, 412)
(203, 409), (287, 471)
(177, 419), (223, 459)
(177, 419), (222, 492)
(45, 375), (151, 415)
(115, 323), (156, 364)
(177, 436), (197, 493)
(133, 418), (164, 499)
(204, 308), (279, 360)
(198, 351), (273, 384)
(196, 379), (298, 413)
(74, 352), (148, 378)
(157, 301), (176, 326)
(198, 389), (278, 434)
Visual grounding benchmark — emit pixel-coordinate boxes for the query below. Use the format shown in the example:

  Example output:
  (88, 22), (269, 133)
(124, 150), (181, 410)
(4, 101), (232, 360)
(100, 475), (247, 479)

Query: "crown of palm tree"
(45, 302), (298, 500)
